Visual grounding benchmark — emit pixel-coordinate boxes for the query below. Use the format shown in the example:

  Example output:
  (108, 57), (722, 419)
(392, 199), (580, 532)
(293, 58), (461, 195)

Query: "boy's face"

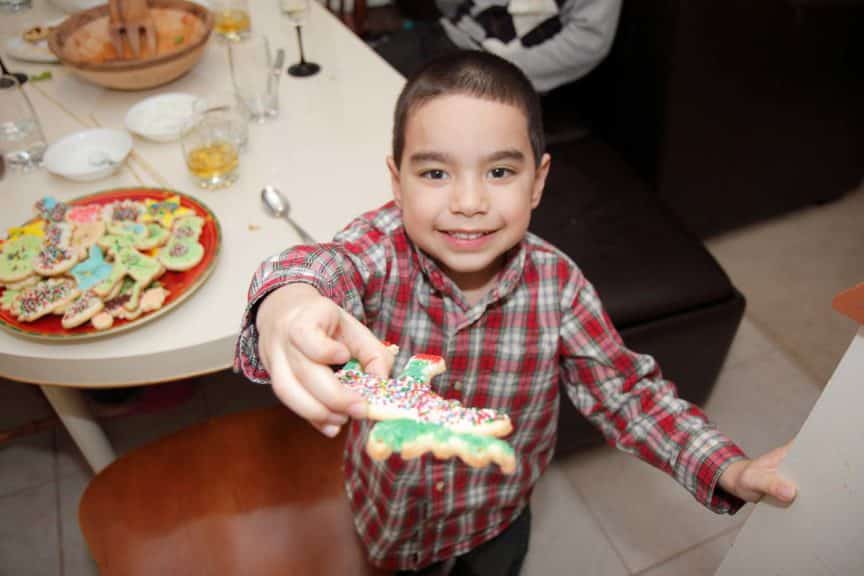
(388, 94), (551, 293)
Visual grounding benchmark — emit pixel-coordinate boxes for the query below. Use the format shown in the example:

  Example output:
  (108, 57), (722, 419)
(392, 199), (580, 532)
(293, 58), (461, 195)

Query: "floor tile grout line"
(629, 522), (744, 576)
(556, 457), (634, 574)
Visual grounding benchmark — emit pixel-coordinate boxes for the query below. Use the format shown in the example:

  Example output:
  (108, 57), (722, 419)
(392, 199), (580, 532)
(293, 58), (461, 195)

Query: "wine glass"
(280, 0), (320, 77)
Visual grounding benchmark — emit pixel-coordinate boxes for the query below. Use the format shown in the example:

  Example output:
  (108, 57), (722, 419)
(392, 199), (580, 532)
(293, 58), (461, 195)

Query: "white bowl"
(125, 93), (207, 142)
(44, 129), (133, 182)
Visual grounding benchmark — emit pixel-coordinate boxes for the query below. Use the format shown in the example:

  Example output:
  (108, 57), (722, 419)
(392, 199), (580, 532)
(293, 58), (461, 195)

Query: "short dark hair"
(392, 51), (545, 168)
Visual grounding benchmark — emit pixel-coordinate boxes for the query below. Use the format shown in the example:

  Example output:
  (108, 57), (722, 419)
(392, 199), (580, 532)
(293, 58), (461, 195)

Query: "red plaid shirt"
(235, 202), (746, 571)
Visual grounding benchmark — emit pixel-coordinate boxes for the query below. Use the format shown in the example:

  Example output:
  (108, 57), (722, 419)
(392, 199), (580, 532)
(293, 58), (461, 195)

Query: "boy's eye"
(489, 167), (514, 179)
(421, 169), (448, 180)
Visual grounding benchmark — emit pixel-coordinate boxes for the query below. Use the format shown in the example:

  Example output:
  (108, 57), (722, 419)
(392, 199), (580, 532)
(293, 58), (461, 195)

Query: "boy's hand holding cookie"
(255, 283), (395, 437)
(718, 440), (798, 504)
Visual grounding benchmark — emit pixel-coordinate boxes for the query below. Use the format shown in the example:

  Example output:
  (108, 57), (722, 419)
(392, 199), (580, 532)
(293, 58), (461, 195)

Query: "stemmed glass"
(0, 74), (46, 172)
(280, 0), (320, 77)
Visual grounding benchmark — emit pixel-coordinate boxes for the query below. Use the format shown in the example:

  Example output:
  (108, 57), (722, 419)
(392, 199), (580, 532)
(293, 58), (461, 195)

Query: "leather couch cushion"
(530, 138), (737, 329)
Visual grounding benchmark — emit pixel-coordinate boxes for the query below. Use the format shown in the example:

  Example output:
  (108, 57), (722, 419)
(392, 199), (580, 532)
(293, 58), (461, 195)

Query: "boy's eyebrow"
(485, 149), (526, 163)
(407, 151), (452, 164)
(407, 149), (526, 164)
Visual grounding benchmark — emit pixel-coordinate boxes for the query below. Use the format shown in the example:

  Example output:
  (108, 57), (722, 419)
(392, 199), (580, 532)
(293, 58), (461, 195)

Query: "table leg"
(40, 385), (116, 474)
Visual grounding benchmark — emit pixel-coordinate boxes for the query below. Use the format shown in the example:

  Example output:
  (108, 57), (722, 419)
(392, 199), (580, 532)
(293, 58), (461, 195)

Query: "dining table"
(0, 0), (404, 472)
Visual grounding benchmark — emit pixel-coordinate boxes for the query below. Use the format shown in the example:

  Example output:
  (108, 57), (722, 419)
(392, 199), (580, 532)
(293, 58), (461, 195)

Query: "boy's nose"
(450, 178), (489, 216)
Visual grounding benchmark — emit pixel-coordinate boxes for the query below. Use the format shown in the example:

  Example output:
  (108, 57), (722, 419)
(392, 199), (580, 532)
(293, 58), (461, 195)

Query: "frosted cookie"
(70, 221), (107, 256)
(135, 223), (170, 251)
(103, 277), (143, 316)
(0, 234), (42, 283)
(69, 245), (113, 292)
(11, 277), (79, 322)
(140, 285), (169, 312)
(7, 220), (45, 240)
(90, 311), (114, 330)
(337, 354), (513, 437)
(34, 197), (68, 223)
(66, 204), (104, 225)
(172, 216), (204, 240)
(61, 291), (104, 329)
(157, 238), (204, 271)
(103, 200), (144, 225)
(32, 223), (79, 276)
(366, 419), (516, 475)
(140, 196), (193, 228)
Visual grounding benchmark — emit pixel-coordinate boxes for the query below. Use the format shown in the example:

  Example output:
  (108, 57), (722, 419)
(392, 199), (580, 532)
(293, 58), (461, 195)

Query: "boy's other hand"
(718, 440), (798, 504)
(255, 284), (395, 437)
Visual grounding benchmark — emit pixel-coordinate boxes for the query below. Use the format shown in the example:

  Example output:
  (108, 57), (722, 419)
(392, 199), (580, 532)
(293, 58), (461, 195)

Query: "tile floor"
(0, 314), (823, 576)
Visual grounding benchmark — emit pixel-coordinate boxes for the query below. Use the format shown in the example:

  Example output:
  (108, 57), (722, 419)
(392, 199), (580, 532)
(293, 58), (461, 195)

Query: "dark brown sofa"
(536, 0), (862, 455)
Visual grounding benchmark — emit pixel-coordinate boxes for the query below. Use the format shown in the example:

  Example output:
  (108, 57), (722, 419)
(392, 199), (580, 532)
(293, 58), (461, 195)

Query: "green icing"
(341, 359), (363, 372)
(370, 419), (514, 457)
(400, 358), (432, 382)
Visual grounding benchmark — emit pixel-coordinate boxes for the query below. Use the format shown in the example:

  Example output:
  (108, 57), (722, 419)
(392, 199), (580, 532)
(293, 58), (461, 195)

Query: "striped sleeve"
(558, 269), (747, 513)
(233, 215), (392, 384)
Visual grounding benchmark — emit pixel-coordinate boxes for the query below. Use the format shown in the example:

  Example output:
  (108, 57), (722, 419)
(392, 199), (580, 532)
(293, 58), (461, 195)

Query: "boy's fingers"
(759, 439), (794, 467)
(291, 324), (352, 366)
(269, 351), (342, 427)
(291, 352), (365, 414)
(336, 311), (395, 378)
(745, 468), (797, 503)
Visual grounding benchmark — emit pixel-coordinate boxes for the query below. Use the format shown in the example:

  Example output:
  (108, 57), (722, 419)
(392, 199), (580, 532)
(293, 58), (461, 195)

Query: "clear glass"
(0, 75), (46, 172)
(0, 0), (32, 13)
(212, 0), (251, 41)
(280, 0), (309, 24)
(228, 35), (279, 123)
(181, 110), (240, 189)
(199, 91), (249, 152)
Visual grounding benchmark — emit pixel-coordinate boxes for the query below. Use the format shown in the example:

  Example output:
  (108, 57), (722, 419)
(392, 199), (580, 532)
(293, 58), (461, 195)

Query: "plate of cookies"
(0, 188), (220, 341)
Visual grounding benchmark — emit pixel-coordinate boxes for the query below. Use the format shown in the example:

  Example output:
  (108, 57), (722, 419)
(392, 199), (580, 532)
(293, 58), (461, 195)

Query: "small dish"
(6, 18), (65, 63)
(44, 129), (133, 181)
(125, 93), (207, 142)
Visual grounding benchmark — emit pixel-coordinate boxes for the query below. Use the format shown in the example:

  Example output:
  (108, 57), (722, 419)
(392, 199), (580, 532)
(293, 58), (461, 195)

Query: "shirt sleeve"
(233, 216), (392, 384)
(559, 270), (748, 514)
(487, 0), (623, 92)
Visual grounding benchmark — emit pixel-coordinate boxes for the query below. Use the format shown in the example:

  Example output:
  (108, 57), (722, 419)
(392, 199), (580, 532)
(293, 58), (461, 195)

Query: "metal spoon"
(0, 55), (28, 85)
(261, 185), (316, 244)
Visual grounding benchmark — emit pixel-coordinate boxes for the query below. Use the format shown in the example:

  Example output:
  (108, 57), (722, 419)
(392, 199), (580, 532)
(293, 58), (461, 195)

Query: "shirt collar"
(409, 234), (528, 309)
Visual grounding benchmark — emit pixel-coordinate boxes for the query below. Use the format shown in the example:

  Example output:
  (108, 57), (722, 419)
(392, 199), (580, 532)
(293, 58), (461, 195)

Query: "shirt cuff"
(675, 429), (748, 514)
(232, 271), (333, 384)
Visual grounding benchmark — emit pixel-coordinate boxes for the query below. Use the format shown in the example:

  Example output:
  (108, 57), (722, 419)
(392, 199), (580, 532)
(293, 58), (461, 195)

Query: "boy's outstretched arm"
(255, 283), (395, 437)
(717, 440), (797, 503)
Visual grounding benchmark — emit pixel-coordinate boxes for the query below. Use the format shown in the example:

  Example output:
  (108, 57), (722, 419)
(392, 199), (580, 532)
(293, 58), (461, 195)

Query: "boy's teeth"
(449, 231), (485, 239)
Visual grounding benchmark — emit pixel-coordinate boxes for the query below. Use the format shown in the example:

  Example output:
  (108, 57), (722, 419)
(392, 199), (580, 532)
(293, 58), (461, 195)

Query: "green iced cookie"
(0, 234), (43, 283)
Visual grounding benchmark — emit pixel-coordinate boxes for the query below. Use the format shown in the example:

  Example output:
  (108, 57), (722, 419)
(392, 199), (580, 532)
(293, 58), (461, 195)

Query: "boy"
(235, 52), (797, 575)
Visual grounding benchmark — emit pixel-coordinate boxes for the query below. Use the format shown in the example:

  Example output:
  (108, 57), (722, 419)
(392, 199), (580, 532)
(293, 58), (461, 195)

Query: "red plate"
(0, 188), (221, 341)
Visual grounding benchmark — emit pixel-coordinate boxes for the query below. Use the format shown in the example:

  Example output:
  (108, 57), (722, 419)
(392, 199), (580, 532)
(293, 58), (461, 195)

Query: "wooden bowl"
(48, 0), (213, 91)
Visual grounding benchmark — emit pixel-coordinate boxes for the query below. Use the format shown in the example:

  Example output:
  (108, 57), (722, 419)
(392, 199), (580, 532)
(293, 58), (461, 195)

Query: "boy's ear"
(530, 153), (551, 209)
(386, 156), (403, 207)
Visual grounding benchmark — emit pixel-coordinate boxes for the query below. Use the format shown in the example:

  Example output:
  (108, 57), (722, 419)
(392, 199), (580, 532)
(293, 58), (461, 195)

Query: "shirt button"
(435, 481), (445, 492)
(453, 381), (462, 391)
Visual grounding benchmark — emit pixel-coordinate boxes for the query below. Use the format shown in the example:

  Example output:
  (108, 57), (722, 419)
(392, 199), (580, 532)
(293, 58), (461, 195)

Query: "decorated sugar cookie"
(61, 291), (104, 329)
(336, 353), (515, 473)
(140, 196), (193, 229)
(338, 354), (512, 436)
(32, 223), (80, 276)
(157, 239), (204, 271)
(11, 277), (79, 322)
(134, 223), (170, 251)
(70, 221), (107, 256)
(34, 197), (68, 223)
(66, 204), (103, 224)
(69, 245), (113, 292)
(0, 234), (43, 283)
(366, 419), (516, 474)
(7, 220), (45, 240)
(103, 200), (144, 225)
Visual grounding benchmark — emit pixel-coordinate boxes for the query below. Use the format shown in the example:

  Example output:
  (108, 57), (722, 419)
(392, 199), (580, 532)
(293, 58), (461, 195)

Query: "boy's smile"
(388, 94), (550, 301)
